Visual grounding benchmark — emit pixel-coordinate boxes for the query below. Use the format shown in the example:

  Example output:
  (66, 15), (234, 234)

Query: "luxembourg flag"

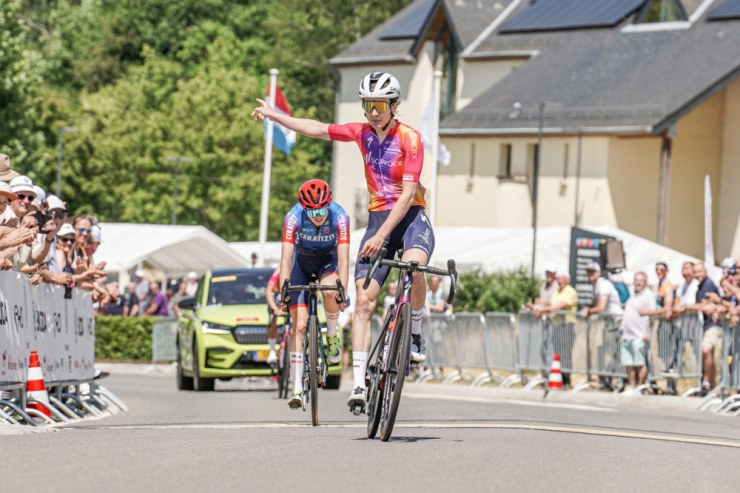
(265, 85), (296, 157)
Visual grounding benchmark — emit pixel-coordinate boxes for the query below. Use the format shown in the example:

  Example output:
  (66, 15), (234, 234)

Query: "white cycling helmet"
(358, 72), (401, 100)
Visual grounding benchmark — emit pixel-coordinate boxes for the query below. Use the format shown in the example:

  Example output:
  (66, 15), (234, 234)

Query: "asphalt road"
(4, 373), (740, 492)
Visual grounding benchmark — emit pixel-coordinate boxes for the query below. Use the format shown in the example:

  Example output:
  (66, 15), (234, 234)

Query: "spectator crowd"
(0, 153), (110, 303)
(0, 153), (200, 320)
(531, 256), (740, 395)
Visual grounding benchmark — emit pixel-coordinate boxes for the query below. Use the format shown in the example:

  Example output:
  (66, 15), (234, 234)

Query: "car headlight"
(201, 321), (233, 334)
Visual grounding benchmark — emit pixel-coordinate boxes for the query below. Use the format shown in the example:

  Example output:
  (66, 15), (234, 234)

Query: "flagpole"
(258, 68), (279, 267)
(429, 70), (443, 226)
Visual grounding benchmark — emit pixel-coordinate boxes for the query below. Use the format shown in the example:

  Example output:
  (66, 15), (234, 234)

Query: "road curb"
(401, 383), (701, 411)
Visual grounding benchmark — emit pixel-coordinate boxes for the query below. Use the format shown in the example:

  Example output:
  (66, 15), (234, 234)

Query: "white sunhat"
(544, 261), (558, 274)
(584, 261), (601, 273)
(556, 269), (571, 279)
(135, 269), (146, 278)
(90, 225), (102, 243)
(9, 175), (34, 195)
(0, 182), (17, 202)
(187, 271), (198, 280)
(45, 194), (66, 212)
(57, 223), (76, 237)
(32, 186), (46, 207)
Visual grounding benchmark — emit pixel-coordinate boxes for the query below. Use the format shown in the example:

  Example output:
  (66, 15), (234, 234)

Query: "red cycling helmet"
(298, 179), (332, 210)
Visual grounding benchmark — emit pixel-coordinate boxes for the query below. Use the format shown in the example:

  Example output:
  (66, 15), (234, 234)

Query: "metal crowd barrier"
(697, 318), (740, 415)
(149, 317), (179, 373)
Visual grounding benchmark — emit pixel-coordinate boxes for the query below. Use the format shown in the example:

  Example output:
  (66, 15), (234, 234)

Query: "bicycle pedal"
(351, 404), (364, 416)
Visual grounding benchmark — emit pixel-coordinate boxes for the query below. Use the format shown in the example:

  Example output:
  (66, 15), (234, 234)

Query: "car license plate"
(254, 350), (270, 361)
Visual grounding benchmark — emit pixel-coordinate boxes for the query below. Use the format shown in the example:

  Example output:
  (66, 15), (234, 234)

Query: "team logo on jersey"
(419, 228), (431, 245)
(323, 226), (330, 234)
(420, 213), (428, 223)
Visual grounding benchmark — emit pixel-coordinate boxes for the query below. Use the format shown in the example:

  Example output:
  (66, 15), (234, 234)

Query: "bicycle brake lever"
(363, 247), (387, 290)
(336, 279), (346, 305)
(446, 259), (457, 305)
(280, 279), (291, 306)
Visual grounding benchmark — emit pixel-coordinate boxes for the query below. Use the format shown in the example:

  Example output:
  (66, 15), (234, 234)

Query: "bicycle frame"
(383, 271), (414, 380)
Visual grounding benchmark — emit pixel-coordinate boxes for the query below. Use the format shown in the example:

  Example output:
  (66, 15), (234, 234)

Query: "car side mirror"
(178, 297), (197, 311)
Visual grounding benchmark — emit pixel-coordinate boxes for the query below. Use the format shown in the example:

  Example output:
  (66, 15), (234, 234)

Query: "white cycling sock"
(290, 352), (304, 393)
(325, 311), (339, 337)
(267, 338), (277, 351)
(412, 308), (425, 335)
(352, 351), (368, 389)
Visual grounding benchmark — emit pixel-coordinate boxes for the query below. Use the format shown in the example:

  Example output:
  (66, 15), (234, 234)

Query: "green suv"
(175, 268), (342, 391)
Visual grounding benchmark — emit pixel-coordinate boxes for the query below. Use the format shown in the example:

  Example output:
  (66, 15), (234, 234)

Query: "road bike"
(361, 247), (457, 441)
(280, 276), (346, 426)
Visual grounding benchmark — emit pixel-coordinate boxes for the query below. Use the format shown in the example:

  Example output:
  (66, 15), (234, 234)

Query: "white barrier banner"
(0, 271), (95, 384)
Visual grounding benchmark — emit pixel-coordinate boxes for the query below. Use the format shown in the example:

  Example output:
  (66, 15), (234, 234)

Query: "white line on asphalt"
(79, 423), (740, 448)
(404, 393), (617, 413)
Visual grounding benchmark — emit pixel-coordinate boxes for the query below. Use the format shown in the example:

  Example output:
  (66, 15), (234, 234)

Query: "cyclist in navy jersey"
(277, 180), (350, 409)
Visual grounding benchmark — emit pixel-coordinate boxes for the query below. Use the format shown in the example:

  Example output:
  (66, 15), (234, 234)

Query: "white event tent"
(229, 241), (282, 267)
(349, 225), (707, 287)
(96, 223), (250, 281)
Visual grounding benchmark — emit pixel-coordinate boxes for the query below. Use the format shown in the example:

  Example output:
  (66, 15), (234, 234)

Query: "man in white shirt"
(619, 272), (656, 389)
(580, 261), (624, 318)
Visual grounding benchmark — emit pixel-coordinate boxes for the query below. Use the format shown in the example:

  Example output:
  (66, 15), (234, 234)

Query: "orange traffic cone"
(547, 353), (563, 391)
(27, 351), (51, 417)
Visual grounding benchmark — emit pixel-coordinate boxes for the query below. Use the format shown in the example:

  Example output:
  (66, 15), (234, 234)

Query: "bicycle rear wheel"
(308, 315), (319, 426)
(380, 302), (411, 441)
(278, 332), (291, 399)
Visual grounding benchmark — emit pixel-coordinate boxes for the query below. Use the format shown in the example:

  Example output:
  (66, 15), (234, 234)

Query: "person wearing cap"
(55, 223), (103, 290)
(535, 261), (560, 308)
(580, 261), (624, 318)
(42, 195), (68, 274)
(185, 271), (199, 297)
(537, 270), (578, 388)
(619, 272), (656, 391)
(0, 154), (19, 184)
(9, 176), (36, 221)
(0, 182), (35, 265)
(27, 191), (66, 274)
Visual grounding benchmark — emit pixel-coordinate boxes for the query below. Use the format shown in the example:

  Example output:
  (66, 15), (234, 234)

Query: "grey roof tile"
(442, 19), (740, 132)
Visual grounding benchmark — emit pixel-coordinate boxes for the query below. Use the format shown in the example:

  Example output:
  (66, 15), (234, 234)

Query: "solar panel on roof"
(378, 0), (438, 40)
(708, 0), (740, 20)
(500, 0), (647, 33)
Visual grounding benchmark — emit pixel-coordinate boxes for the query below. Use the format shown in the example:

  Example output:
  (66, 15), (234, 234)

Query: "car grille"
(233, 325), (268, 345)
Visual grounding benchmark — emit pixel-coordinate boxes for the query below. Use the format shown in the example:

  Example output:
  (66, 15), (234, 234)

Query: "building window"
(499, 144), (512, 177)
(636, 0), (687, 23)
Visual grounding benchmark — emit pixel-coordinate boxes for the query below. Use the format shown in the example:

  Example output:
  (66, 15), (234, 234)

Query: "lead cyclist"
(252, 72), (434, 412)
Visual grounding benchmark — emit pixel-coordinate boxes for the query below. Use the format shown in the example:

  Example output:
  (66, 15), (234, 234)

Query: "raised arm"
(251, 98), (331, 140)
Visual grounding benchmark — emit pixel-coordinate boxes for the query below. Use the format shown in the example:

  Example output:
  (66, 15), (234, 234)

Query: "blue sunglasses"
(306, 207), (328, 219)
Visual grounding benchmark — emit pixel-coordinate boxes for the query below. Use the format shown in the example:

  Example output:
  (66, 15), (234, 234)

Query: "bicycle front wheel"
(380, 302), (412, 442)
(308, 316), (319, 426)
(367, 310), (393, 439)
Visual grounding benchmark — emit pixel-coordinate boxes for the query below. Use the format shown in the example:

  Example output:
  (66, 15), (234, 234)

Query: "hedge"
(455, 268), (540, 314)
(95, 316), (154, 361)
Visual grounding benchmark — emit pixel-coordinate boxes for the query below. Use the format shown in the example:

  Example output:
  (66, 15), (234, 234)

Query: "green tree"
(0, 0), (47, 173)
(454, 269), (540, 314)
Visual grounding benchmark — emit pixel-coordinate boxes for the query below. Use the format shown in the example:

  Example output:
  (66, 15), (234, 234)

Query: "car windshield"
(207, 272), (269, 306)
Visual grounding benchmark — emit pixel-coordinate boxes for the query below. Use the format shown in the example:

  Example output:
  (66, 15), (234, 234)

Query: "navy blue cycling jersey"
(281, 202), (350, 256)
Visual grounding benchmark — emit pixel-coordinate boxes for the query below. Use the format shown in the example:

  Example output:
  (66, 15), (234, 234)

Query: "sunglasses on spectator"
(306, 207), (328, 219)
(362, 101), (391, 113)
(78, 228), (92, 234)
(58, 237), (75, 244)
(16, 193), (35, 202)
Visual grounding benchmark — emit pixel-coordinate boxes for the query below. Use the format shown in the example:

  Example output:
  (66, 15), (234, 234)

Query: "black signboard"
(569, 227), (615, 308)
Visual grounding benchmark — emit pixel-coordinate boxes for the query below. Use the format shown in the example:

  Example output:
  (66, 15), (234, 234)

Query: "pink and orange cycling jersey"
(267, 267), (280, 294)
(329, 121), (426, 212)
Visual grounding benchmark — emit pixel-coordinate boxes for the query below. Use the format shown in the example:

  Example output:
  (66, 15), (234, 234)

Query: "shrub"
(454, 268), (540, 314)
(95, 316), (154, 361)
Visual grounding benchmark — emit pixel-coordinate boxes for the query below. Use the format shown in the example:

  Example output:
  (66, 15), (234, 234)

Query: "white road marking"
(404, 392), (617, 413)
(77, 422), (740, 448)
